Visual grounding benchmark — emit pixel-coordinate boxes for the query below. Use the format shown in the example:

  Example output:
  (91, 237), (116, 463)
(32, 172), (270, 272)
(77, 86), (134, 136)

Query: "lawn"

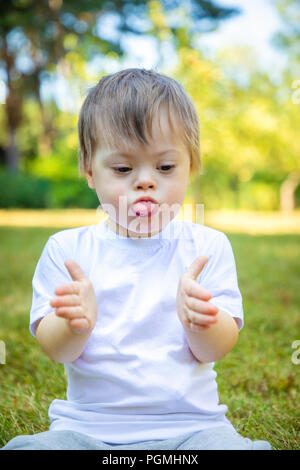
(0, 225), (299, 450)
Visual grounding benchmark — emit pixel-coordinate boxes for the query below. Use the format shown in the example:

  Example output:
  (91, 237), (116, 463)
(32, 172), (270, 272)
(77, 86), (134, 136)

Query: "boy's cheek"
(100, 190), (131, 220)
(110, 192), (128, 215)
(95, 177), (125, 203)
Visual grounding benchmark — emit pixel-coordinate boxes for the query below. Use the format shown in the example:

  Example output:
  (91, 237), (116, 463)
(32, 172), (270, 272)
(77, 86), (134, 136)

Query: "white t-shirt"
(29, 218), (244, 444)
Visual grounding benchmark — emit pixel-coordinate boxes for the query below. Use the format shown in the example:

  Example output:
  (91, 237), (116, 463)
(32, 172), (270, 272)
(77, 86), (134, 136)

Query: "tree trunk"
(5, 129), (19, 172)
(280, 172), (300, 212)
(33, 68), (53, 155)
(3, 35), (23, 172)
(4, 91), (23, 173)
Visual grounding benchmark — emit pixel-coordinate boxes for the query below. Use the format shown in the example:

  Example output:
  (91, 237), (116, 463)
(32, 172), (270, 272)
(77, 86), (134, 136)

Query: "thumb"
(64, 259), (87, 282)
(184, 255), (209, 281)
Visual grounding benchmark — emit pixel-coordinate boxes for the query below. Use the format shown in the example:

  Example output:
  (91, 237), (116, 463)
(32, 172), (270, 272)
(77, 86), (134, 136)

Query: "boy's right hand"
(50, 260), (98, 335)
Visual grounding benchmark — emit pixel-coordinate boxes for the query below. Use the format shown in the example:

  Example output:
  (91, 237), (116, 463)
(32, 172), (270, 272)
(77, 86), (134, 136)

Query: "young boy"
(2, 68), (272, 450)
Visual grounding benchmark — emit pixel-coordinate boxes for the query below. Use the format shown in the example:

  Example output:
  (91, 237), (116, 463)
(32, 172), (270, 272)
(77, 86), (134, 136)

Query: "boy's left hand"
(176, 256), (219, 332)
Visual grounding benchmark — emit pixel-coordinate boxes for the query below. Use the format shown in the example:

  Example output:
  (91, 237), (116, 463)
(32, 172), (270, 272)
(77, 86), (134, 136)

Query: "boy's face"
(85, 107), (191, 238)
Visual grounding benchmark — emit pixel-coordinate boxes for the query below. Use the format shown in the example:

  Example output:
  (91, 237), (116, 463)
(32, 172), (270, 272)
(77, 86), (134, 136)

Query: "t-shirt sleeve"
(198, 232), (244, 331)
(29, 235), (71, 337)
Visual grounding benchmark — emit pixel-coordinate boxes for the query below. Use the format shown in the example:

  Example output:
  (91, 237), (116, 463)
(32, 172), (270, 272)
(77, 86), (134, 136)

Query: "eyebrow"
(104, 148), (180, 158)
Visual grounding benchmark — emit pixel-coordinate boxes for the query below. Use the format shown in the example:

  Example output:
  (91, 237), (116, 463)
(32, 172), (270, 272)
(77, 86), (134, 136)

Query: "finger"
(188, 322), (210, 332)
(64, 259), (88, 282)
(184, 256), (209, 281)
(69, 318), (89, 333)
(55, 306), (84, 319)
(187, 311), (218, 326)
(186, 297), (219, 315)
(50, 294), (80, 308)
(55, 282), (80, 296)
(185, 278), (212, 301)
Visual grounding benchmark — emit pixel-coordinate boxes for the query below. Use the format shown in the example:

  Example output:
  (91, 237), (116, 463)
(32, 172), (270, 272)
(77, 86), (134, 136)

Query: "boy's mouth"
(132, 200), (159, 217)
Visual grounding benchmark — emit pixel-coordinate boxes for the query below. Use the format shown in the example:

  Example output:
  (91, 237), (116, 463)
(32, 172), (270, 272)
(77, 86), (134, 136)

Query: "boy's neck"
(104, 217), (164, 239)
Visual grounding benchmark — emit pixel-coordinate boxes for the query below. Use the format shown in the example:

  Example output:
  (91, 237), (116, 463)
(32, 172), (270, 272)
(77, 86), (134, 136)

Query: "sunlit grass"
(0, 226), (299, 449)
(0, 208), (300, 234)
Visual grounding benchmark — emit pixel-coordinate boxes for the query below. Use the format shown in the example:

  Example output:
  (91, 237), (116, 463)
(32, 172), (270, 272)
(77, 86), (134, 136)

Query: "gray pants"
(1, 425), (272, 450)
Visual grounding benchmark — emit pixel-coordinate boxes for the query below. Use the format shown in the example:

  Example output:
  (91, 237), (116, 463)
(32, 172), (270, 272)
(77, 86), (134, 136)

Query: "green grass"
(0, 226), (299, 449)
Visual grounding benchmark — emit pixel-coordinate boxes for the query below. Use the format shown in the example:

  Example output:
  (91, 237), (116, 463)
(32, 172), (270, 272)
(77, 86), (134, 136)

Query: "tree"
(273, 0), (300, 69)
(0, 0), (239, 172)
(167, 16), (299, 211)
(272, 0), (300, 211)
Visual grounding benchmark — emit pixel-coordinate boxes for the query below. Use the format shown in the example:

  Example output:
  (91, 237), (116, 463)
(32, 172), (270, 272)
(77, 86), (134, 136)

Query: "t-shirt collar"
(95, 218), (182, 251)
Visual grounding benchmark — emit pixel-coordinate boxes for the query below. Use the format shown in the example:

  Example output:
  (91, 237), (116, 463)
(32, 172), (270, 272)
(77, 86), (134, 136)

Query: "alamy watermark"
(95, 198), (205, 240)
(291, 80), (300, 104)
(0, 340), (5, 364)
(291, 340), (300, 365)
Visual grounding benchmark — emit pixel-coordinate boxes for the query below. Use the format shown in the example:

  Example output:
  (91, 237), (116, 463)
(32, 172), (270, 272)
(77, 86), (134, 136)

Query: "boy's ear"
(85, 169), (95, 189)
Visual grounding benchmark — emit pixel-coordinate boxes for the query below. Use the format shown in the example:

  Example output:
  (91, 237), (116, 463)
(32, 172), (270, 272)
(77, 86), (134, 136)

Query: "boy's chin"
(117, 216), (162, 238)
(127, 218), (162, 238)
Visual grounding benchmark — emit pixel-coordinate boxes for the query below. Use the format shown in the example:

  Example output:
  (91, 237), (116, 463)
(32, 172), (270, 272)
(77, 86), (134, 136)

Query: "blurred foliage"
(168, 2), (300, 210)
(48, 178), (99, 208)
(0, 169), (98, 208)
(273, 0), (300, 71)
(0, 169), (50, 208)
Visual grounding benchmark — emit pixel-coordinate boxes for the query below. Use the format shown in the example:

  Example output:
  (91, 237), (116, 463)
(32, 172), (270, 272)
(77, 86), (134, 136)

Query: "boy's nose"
(136, 181), (155, 190)
(134, 171), (156, 190)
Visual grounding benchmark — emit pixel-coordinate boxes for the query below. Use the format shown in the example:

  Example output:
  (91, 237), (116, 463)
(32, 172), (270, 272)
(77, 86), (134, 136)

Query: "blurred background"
(0, 0), (299, 221)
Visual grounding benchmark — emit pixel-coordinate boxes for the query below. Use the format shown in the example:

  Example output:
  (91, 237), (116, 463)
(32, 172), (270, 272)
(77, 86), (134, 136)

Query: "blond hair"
(78, 68), (201, 178)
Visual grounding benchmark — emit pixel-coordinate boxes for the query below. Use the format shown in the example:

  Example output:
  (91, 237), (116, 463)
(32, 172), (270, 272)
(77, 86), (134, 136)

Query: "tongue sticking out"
(133, 201), (157, 217)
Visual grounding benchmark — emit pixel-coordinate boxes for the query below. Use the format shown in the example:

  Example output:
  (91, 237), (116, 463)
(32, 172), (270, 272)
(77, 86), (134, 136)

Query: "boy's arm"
(35, 259), (98, 364)
(35, 312), (92, 363)
(177, 254), (241, 363)
(183, 310), (239, 363)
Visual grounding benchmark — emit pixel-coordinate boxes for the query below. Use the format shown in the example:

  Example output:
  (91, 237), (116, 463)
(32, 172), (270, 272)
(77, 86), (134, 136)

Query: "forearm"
(35, 311), (92, 363)
(183, 309), (239, 363)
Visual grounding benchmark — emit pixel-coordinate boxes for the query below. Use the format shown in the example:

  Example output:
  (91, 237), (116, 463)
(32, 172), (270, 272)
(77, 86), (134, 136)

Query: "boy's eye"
(114, 167), (131, 173)
(113, 165), (175, 174)
(160, 165), (175, 171)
